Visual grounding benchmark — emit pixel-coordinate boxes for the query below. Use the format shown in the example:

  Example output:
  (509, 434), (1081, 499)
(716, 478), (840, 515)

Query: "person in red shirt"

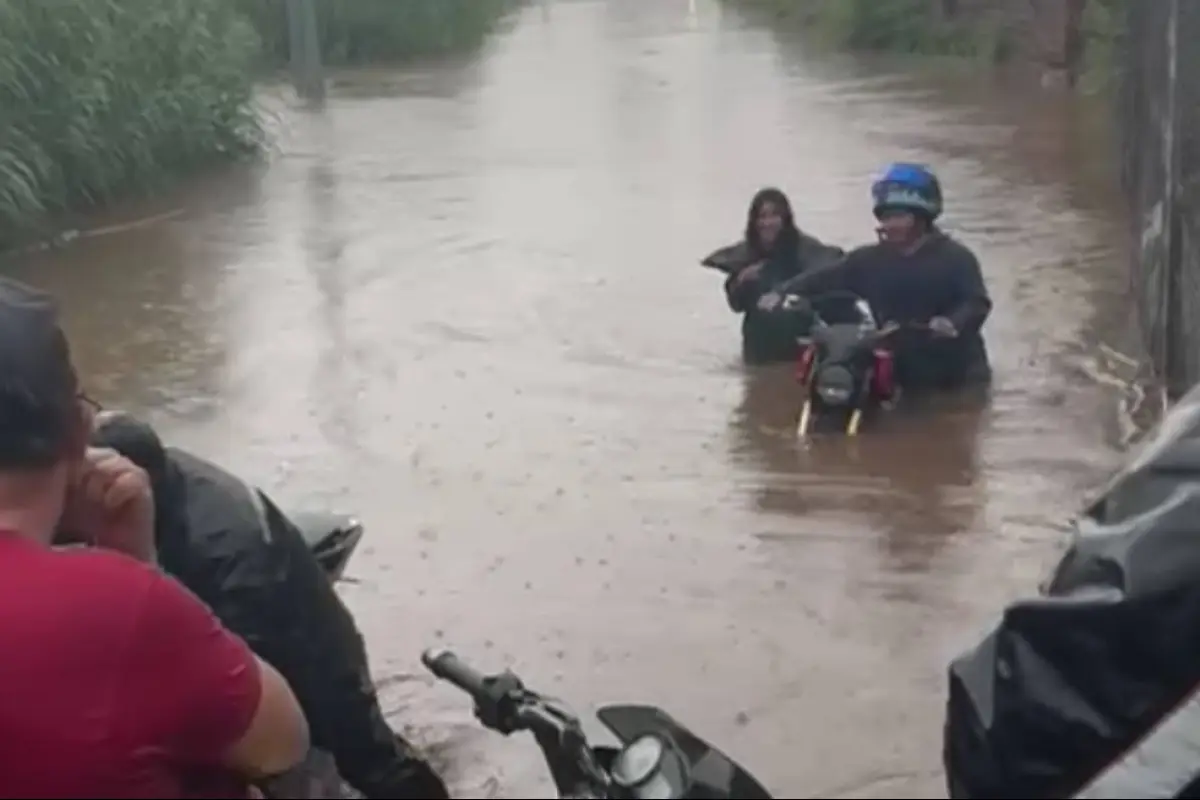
(0, 277), (310, 799)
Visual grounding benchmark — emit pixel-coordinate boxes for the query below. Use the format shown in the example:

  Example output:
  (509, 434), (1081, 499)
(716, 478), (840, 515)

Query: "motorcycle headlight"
(611, 735), (676, 799)
(815, 364), (855, 406)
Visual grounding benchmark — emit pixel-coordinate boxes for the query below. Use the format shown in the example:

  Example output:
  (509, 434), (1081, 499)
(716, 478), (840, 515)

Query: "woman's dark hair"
(744, 187), (800, 261)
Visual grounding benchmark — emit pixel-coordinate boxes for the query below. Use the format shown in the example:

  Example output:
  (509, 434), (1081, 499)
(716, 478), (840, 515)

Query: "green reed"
(724, 0), (1014, 61)
(245, 0), (518, 66)
(0, 0), (264, 245)
(0, 0), (517, 246)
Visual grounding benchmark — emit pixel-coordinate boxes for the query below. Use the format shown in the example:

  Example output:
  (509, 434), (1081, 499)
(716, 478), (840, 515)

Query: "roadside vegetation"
(727, 0), (1125, 78)
(726, 0), (1016, 62)
(0, 0), (516, 247)
(247, 0), (516, 66)
(0, 0), (262, 245)
(1078, 0), (1126, 91)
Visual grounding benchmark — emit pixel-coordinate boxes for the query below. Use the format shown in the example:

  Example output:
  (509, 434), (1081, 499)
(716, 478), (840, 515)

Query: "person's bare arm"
(120, 567), (310, 780)
(223, 655), (310, 778)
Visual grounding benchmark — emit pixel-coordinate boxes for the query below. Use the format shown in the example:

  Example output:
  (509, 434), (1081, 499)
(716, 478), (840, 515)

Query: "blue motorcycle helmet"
(871, 162), (943, 222)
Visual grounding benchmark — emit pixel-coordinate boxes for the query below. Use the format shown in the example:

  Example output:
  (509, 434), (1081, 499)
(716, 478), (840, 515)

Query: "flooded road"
(6, 0), (1135, 796)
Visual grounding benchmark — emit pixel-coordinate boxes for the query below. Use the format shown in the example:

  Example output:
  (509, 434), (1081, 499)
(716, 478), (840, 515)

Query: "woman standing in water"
(703, 187), (844, 364)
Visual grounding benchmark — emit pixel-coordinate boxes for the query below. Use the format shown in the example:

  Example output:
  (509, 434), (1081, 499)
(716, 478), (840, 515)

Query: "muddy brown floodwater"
(5, 0), (1140, 796)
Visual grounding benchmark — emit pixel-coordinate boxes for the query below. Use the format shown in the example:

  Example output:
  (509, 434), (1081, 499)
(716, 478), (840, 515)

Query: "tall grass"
(731, 0), (1124, 89)
(0, 0), (519, 247)
(1079, 0), (1126, 91)
(0, 0), (264, 245)
(245, 0), (518, 66)
(726, 0), (1014, 61)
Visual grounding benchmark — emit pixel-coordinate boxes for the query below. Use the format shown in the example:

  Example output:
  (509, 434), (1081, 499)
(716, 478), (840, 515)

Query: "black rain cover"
(92, 414), (410, 798)
(945, 384), (1200, 799)
(701, 241), (754, 275)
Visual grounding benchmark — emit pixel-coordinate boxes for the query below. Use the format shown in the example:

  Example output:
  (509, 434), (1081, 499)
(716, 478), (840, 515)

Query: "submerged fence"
(1120, 0), (1200, 397)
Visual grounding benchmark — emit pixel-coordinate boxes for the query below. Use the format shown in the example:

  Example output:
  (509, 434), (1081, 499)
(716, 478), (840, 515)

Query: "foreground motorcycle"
(792, 290), (900, 437)
(423, 648), (775, 799)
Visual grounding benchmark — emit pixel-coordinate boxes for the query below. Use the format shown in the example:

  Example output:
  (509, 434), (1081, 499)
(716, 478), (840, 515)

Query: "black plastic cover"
(700, 242), (753, 275)
(91, 413), (424, 799)
(945, 384), (1200, 799)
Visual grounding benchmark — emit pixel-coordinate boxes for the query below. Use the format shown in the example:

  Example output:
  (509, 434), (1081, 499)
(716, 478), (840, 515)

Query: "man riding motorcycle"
(90, 412), (450, 799)
(761, 163), (992, 391)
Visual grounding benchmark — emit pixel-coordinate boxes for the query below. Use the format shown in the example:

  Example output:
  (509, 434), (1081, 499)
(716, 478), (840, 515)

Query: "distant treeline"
(245, 0), (517, 66)
(722, 0), (1125, 83)
(0, 0), (516, 246)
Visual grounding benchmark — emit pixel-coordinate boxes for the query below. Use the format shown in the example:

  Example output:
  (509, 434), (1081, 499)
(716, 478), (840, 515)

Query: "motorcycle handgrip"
(422, 648), (488, 699)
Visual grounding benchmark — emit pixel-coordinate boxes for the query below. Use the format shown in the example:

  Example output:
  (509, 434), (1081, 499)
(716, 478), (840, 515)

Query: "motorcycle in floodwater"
(791, 290), (909, 437)
(422, 648), (775, 800)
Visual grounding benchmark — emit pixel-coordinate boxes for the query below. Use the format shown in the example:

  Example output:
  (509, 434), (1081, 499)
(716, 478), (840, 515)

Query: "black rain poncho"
(945, 383), (1200, 799)
(92, 413), (446, 799)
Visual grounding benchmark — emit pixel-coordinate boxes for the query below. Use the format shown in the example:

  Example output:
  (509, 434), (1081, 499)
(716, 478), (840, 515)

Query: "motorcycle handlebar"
(422, 648), (556, 737)
(421, 647), (769, 799)
(422, 648), (619, 797)
(422, 648), (489, 700)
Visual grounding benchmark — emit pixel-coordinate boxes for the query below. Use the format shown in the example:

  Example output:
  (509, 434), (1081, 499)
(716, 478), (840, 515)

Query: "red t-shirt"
(0, 534), (262, 798)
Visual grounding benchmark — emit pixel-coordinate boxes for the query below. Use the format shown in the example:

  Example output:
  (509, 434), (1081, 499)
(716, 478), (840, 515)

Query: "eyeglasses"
(78, 392), (103, 412)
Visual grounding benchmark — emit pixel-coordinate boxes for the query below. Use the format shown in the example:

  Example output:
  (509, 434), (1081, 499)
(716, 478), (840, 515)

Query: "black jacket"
(91, 415), (444, 799)
(780, 232), (992, 390)
(704, 233), (844, 364)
